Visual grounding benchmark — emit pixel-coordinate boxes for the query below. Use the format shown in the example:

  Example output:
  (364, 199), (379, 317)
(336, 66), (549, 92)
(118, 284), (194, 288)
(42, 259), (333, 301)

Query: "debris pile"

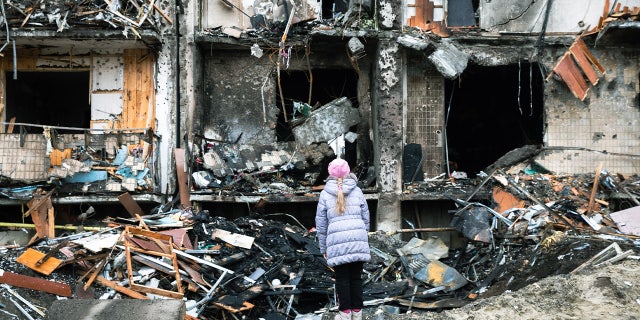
(189, 97), (371, 196)
(200, 0), (375, 41)
(1, 0), (171, 35)
(190, 141), (314, 196)
(0, 129), (157, 198)
(0, 162), (638, 319)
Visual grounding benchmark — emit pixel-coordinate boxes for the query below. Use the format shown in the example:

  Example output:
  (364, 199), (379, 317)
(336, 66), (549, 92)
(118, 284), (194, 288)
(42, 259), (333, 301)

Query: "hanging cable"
(444, 81), (456, 177)
(518, 60), (522, 115)
(529, 61), (534, 116)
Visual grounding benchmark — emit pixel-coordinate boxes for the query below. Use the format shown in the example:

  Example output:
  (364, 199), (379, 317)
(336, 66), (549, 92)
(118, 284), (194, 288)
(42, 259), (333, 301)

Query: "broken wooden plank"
(573, 37), (605, 74)
(16, 248), (62, 276)
(0, 269), (72, 297)
(213, 298), (254, 313)
(130, 282), (184, 299)
(552, 52), (589, 100)
(47, 206), (55, 239)
(23, 188), (55, 218)
(124, 227), (184, 299)
(153, 3), (173, 24)
(84, 257), (107, 291)
(7, 117), (16, 133)
(175, 148), (191, 208)
(587, 163), (603, 214)
(95, 276), (149, 299)
(20, 0), (40, 28)
(570, 39), (601, 85)
(26, 189), (56, 239)
(118, 192), (145, 218)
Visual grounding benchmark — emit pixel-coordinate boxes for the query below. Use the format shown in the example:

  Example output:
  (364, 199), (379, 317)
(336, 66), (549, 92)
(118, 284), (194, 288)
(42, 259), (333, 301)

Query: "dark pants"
(334, 262), (364, 311)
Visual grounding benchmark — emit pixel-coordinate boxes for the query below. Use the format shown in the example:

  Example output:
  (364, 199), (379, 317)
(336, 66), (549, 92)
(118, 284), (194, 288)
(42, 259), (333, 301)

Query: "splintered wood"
(16, 248), (63, 276)
(25, 189), (56, 240)
(123, 226), (184, 299)
(0, 269), (72, 297)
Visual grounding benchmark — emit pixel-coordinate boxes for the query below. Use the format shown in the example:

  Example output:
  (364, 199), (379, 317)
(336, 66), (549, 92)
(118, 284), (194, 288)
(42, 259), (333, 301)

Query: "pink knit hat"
(328, 158), (350, 178)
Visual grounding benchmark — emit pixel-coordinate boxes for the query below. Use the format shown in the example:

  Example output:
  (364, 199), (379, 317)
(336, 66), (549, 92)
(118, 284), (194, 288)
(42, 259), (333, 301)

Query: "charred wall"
(539, 47), (640, 174)
(201, 51), (277, 145)
(198, 41), (370, 146)
(373, 38), (404, 232)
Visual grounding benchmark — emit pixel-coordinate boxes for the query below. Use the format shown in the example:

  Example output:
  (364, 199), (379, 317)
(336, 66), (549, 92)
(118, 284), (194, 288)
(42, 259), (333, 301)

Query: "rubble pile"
(0, 165), (639, 319)
(1, 0), (170, 35)
(190, 140), (373, 196)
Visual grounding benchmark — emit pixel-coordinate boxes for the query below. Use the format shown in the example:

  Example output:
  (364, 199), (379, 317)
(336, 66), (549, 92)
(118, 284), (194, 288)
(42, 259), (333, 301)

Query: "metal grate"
(406, 59), (445, 178)
(0, 131), (158, 191)
(0, 134), (48, 181)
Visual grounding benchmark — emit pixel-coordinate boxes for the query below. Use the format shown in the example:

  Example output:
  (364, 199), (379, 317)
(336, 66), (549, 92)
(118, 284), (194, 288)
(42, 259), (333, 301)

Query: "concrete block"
(122, 177), (137, 191)
(47, 299), (185, 320)
(106, 182), (122, 192)
(292, 97), (360, 145)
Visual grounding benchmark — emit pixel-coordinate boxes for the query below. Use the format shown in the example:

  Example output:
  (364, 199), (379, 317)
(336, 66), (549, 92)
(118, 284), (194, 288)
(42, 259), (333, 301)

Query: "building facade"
(0, 0), (638, 235)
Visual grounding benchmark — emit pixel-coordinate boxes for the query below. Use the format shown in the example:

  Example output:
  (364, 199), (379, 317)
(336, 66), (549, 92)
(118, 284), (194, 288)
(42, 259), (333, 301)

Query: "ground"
(428, 257), (640, 320)
(1, 223), (640, 320)
(324, 258), (640, 320)
(319, 233), (640, 320)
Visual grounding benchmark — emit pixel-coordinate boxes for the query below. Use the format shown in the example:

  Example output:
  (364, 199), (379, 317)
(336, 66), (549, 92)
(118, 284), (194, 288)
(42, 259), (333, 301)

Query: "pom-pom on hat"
(328, 158), (350, 178)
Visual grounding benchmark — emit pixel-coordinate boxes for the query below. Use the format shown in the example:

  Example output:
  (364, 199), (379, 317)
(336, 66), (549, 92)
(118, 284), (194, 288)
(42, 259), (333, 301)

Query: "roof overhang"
(0, 29), (161, 50)
(595, 20), (640, 48)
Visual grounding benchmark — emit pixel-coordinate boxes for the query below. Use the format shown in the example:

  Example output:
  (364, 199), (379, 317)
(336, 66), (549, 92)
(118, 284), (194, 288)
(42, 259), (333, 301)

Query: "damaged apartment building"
(0, 0), (638, 239)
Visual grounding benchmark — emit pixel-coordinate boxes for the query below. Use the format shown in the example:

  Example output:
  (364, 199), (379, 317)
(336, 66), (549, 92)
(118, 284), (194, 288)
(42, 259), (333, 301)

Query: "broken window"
(6, 72), (90, 133)
(407, 0), (480, 34)
(321, 0), (349, 19)
(275, 69), (359, 148)
(0, 48), (158, 193)
(446, 0), (479, 27)
(407, 0), (445, 30)
(445, 63), (544, 177)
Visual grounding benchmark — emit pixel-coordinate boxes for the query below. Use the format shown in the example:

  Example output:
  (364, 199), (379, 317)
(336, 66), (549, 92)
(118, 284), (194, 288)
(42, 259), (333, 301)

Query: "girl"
(315, 158), (371, 320)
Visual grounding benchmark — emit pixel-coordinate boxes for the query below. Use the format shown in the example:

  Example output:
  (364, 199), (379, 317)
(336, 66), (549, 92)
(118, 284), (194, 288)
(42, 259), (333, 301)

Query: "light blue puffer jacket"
(315, 174), (371, 267)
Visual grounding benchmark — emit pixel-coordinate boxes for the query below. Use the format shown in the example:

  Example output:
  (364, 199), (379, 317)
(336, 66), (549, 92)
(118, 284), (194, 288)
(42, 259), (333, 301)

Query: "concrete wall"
(91, 52), (124, 125)
(539, 47), (640, 175)
(373, 38), (404, 232)
(150, 1), (179, 195)
(201, 53), (278, 145)
(198, 42), (360, 145)
(480, 0), (640, 33)
(201, 0), (319, 30)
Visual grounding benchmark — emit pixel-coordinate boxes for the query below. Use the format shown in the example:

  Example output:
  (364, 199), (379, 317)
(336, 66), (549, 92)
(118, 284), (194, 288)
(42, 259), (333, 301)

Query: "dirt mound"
(427, 258), (640, 320)
(354, 257), (640, 320)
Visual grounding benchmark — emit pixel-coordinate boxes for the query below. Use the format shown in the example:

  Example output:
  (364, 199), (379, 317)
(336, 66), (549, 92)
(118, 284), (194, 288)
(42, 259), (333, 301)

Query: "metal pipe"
(371, 227), (457, 236)
(0, 222), (104, 231)
(9, 298), (34, 320)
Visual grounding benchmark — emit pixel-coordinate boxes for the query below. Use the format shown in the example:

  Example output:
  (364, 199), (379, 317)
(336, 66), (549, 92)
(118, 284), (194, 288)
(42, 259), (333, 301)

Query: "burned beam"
(0, 269), (72, 297)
